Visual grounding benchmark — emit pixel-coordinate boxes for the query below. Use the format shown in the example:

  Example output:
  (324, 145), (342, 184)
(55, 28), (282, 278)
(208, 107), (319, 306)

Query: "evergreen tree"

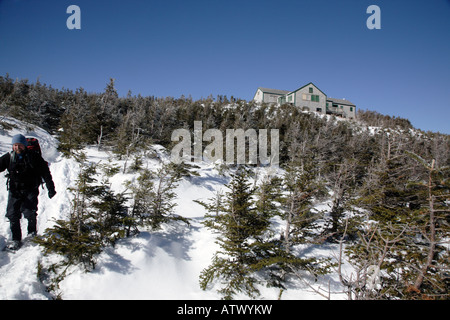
(199, 167), (263, 299)
(327, 158), (358, 239)
(250, 174), (295, 290)
(126, 168), (155, 231)
(281, 160), (325, 249)
(36, 157), (129, 271)
(199, 167), (333, 299)
(58, 88), (92, 156)
(276, 161), (334, 291)
(126, 163), (189, 231)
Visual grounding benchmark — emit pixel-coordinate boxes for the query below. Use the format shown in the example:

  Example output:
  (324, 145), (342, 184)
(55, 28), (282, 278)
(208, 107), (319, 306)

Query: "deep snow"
(0, 118), (350, 300)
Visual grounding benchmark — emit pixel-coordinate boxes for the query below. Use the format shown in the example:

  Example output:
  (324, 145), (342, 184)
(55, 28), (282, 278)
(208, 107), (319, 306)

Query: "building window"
(350, 107), (353, 112)
(311, 95), (319, 102)
(309, 87), (313, 93)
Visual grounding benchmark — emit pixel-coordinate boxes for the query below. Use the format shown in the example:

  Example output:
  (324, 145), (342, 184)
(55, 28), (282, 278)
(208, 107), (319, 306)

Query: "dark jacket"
(0, 150), (55, 193)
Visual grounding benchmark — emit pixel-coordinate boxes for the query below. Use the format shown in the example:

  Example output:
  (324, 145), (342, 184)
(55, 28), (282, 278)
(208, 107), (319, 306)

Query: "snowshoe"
(2, 240), (22, 253)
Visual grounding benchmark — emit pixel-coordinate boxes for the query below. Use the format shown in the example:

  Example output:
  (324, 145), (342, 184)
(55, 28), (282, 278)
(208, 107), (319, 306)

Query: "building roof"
(327, 97), (356, 106)
(288, 82), (327, 96)
(257, 87), (291, 95)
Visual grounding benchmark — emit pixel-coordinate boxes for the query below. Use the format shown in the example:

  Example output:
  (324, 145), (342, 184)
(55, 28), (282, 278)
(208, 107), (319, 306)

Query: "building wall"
(264, 93), (284, 104)
(253, 89), (264, 103)
(292, 84), (327, 114)
(348, 105), (356, 119)
(254, 89), (285, 104)
(326, 100), (356, 119)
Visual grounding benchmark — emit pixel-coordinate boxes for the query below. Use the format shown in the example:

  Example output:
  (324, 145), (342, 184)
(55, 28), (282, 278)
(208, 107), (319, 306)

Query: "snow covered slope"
(0, 118), (348, 300)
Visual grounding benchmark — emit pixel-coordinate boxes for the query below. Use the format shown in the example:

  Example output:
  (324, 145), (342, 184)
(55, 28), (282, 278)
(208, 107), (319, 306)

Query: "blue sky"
(0, 0), (449, 134)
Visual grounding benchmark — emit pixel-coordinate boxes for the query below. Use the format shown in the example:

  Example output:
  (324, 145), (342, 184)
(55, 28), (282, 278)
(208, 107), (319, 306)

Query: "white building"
(253, 88), (290, 105)
(253, 82), (356, 119)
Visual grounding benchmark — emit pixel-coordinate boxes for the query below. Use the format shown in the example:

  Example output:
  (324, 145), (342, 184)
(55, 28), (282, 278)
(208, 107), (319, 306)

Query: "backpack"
(25, 137), (42, 155)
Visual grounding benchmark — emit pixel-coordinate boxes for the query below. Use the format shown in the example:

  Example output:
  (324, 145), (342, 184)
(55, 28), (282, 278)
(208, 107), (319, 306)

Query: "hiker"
(0, 134), (56, 251)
